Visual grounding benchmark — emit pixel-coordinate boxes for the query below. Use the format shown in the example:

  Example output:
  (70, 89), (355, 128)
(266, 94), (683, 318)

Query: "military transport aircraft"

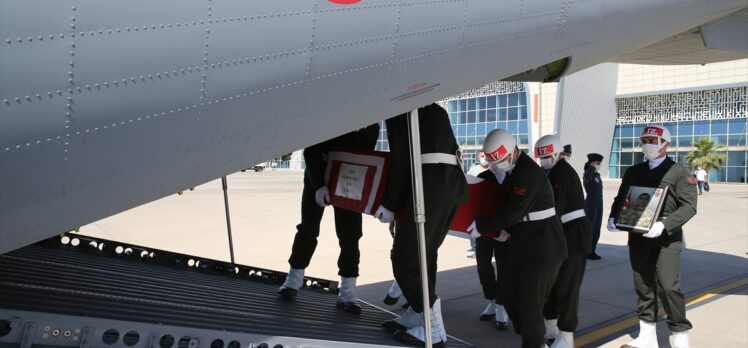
(1, 1), (746, 347)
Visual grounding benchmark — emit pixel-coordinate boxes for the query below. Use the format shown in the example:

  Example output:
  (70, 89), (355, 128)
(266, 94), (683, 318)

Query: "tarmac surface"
(80, 169), (748, 347)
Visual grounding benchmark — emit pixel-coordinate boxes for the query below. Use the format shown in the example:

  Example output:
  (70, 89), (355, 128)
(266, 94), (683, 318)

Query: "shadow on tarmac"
(354, 243), (748, 348)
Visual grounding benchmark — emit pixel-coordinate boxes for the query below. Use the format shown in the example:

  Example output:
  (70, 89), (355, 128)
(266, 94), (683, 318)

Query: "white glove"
(607, 217), (620, 232)
(374, 206), (395, 223)
(642, 221), (665, 238)
(467, 220), (481, 238)
(494, 230), (510, 242)
(314, 187), (330, 207)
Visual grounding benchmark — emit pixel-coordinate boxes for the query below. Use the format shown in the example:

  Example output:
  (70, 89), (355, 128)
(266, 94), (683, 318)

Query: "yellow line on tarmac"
(575, 277), (748, 347)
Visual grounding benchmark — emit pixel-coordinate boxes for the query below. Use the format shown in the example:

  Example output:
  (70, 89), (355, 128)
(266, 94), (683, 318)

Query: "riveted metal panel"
(396, 1), (464, 34)
(516, 7), (562, 35)
(74, 27), (204, 86)
(566, 1), (604, 30)
(0, 98), (67, 149)
(63, 108), (207, 224)
(3, 0), (748, 254)
(0, 0), (74, 42)
(200, 88), (306, 165)
(314, 5), (398, 46)
(315, 0), (400, 12)
(394, 29), (464, 61)
(70, 74), (202, 132)
(466, 1), (521, 23)
(303, 67), (393, 125)
(522, 0), (563, 16)
(204, 56), (307, 100)
(0, 142), (67, 246)
(74, 0), (206, 33)
(463, 20), (517, 45)
(308, 40), (392, 77)
(0, 39), (70, 105)
(210, 1), (311, 19)
(208, 15), (314, 64)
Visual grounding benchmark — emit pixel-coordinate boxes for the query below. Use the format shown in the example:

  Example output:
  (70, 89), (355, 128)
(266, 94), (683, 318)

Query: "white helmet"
(533, 135), (563, 159)
(483, 129), (516, 162)
(640, 125), (671, 144)
(534, 135), (563, 170)
(640, 125), (671, 161)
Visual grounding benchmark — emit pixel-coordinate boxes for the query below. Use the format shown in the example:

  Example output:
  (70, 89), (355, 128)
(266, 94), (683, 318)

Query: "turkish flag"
(326, 149), (389, 215)
(449, 174), (505, 237)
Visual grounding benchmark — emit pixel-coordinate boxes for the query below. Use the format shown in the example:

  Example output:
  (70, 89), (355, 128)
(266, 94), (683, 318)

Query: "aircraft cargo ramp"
(0, 236), (473, 348)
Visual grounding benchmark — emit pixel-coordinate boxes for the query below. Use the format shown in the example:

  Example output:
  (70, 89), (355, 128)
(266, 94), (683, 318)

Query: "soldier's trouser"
(475, 237), (508, 303)
(288, 174), (363, 277)
(629, 242), (692, 332)
(391, 202), (458, 313)
(543, 249), (587, 331)
(584, 200), (603, 253)
(502, 256), (562, 348)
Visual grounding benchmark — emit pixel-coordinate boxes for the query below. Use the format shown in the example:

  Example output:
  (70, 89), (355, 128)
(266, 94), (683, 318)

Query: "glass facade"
(610, 86), (748, 182)
(376, 82), (532, 172)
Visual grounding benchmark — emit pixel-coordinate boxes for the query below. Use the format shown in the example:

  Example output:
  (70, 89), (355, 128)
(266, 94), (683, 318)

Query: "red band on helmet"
(534, 144), (555, 157)
(486, 145), (508, 161)
(642, 127), (663, 137)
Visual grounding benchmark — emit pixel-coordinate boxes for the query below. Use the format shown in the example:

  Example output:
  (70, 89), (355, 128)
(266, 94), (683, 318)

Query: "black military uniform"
(382, 103), (468, 314)
(475, 170), (509, 323)
(584, 154), (604, 258)
(543, 158), (593, 334)
(610, 156), (697, 333)
(476, 151), (567, 348)
(288, 124), (380, 279)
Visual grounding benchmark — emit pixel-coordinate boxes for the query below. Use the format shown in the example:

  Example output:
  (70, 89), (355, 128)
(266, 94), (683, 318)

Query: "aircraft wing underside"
(612, 8), (748, 65)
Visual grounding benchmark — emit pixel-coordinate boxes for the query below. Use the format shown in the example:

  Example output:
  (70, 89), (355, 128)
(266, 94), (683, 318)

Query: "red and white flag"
(325, 149), (390, 215)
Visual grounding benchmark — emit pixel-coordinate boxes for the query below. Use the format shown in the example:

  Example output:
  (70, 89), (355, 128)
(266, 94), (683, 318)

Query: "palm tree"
(684, 137), (726, 172)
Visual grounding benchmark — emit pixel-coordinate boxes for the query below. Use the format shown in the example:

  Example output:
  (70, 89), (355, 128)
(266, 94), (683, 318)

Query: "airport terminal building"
(610, 85), (746, 182)
(431, 59), (747, 183)
(311, 59), (747, 183)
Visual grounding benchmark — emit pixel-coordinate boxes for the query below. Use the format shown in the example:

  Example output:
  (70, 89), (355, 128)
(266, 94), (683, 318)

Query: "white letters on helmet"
(483, 129), (517, 173)
(640, 125), (671, 161)
(483, 129), (516, 162)
(533, 135), (563, 170)
(640, 125), (671, 144)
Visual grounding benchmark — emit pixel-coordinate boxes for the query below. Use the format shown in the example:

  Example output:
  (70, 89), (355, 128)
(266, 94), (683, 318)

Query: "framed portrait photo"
(616, 185), (669, 233)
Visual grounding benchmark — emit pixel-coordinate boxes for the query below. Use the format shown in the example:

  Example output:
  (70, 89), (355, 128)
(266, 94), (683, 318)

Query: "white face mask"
(592, 163), (601, 171)
(489, 157), (515, 173)
(540, 157), (555, 170)
(479, 157), (488, 166)
(642, 143), (663, 161)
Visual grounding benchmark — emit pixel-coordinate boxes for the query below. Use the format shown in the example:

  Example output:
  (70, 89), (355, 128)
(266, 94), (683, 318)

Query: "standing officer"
(608, 125), (697, 348)
(468, 129), (567, 348)
(278, 123), (380, 315)
(535, 135), (592, 348)
(561, 144), (573, 160)
(376, 103), (468, 347)
(584, 153), (604, 260)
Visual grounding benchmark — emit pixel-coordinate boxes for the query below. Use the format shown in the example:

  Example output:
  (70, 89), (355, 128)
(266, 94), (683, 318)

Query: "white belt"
(520, 207), (556, 222)
(421, 153), (459, 166)
(561, 209), (586, 223)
